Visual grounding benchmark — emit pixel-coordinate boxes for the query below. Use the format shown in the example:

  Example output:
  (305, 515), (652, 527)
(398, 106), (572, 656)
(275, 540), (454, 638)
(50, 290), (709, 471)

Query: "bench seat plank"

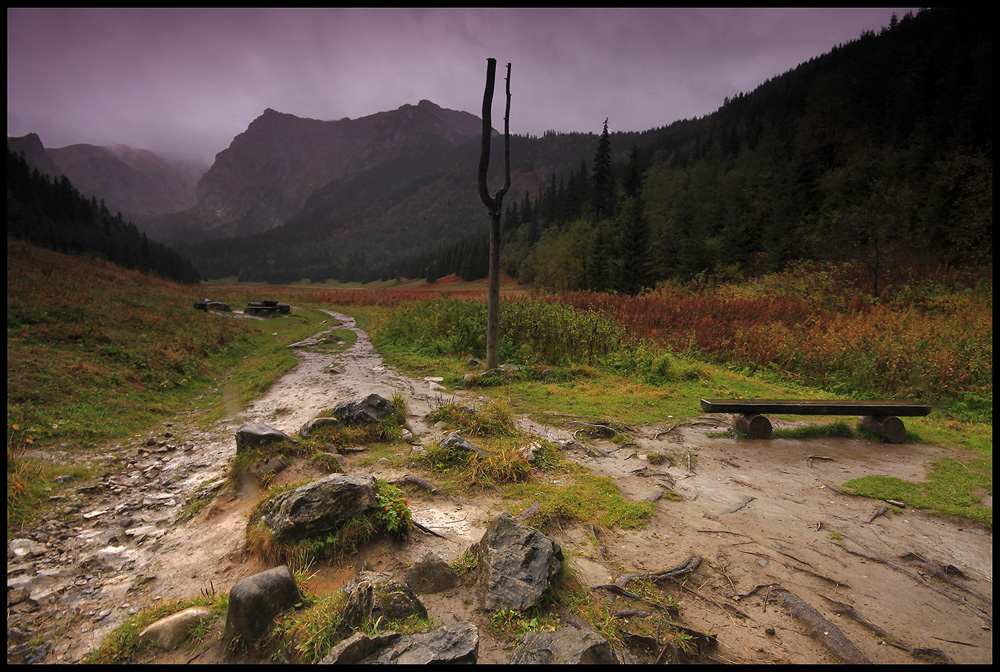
(700, 399), (931, 417)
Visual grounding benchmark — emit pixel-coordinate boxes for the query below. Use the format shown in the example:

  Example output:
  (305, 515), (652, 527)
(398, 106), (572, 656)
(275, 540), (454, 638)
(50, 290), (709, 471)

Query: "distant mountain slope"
(6, 146), (201, 284)
(48, 143), (204, 220)
(173, 125), (637, 283)
(6, 134), (205, 225)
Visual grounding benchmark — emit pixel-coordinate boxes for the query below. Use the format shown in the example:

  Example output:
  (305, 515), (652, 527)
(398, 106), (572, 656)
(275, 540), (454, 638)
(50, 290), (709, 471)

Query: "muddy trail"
(7, 310), (992, 665)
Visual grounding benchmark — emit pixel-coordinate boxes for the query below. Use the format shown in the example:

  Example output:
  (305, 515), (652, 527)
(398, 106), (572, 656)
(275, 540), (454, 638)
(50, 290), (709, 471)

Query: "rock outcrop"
(260, 474), (378, 542)
(332, 393), (396, 426)
(234, 423), (294, 453)
(474, 512), (564, 612)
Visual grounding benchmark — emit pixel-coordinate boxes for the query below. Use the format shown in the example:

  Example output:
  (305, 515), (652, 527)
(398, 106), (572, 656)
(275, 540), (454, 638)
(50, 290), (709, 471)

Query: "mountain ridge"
(179, 99), (484, 239)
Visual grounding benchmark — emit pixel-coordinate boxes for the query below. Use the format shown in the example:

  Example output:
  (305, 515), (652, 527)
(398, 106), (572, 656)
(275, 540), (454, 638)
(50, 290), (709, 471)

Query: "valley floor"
(7, 311), (992, 665)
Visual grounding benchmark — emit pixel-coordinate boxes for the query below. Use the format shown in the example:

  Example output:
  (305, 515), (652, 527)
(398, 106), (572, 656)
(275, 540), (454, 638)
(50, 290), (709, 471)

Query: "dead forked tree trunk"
(477, 58), (511, 370)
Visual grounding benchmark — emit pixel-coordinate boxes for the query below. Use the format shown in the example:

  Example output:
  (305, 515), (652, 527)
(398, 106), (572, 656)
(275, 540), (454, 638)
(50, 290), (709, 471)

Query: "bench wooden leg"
(735, 413), (772, 440)
(858, 415), (906, 443)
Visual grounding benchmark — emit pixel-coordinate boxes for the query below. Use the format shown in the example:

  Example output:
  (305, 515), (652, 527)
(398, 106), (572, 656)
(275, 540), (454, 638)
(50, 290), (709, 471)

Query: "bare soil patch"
(8, 311), (991, 665)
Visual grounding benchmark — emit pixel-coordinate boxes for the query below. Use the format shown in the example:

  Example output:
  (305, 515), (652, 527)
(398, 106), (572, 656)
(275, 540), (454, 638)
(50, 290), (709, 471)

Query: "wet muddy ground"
(7, 310), (992, 664)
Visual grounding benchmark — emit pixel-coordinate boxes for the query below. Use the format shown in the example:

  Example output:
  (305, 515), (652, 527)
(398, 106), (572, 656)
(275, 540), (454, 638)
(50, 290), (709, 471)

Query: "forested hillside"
(498, 6), (991, 296)
(178, 7), (989, 292)
(6, 148), (201, 284)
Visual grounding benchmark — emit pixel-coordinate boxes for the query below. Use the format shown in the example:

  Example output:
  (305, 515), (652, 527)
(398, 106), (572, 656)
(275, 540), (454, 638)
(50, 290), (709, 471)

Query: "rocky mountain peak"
(7, 133), (63, 180)
(190, 100), (482, 238)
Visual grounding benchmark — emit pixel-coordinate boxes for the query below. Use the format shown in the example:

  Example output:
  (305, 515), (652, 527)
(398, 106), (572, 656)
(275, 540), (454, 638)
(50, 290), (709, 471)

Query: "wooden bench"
(700, 399), (932, 443)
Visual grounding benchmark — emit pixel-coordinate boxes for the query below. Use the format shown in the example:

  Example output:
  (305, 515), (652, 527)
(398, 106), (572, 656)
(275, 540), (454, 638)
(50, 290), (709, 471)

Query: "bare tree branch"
(478, 58), (511, 370)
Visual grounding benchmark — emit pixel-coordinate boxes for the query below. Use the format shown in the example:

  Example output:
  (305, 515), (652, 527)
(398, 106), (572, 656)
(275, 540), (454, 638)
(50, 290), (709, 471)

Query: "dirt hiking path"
(7, 310), (992, 665)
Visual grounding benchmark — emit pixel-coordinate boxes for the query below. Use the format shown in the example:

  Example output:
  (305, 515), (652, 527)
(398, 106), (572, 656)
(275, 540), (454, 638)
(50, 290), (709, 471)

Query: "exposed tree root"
(818, 593), (911, 651)
(773, 587), (870, 664)
(397, 473), (438, 493)
(901, 552), (992, 605)
(866, 504), (888, 523)
(837, 541), (993, 627)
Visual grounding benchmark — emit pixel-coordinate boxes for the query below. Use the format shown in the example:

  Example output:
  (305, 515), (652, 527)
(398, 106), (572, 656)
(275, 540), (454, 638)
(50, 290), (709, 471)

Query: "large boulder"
(332, 393), (396, 425)
(261, 474), (378, 542)
(475, 512), (564, 611)
(235, 423), (293, 453)
(223, 565), (301, 642)
(508, 626), (617, 664)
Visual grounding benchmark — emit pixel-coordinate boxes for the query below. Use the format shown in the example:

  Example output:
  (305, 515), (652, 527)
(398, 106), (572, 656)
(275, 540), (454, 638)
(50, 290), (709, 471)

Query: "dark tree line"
(489, 7), (991, 296)
(6, 147), (201, 284)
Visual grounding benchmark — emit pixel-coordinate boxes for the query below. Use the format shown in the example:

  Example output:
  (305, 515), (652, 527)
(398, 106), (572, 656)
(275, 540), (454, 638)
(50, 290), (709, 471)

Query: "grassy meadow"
(7, 239), (992, 535)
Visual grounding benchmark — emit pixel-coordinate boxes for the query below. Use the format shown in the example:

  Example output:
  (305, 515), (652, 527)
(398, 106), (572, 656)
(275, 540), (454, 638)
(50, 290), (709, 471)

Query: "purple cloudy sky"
(7, 7), (915, 166)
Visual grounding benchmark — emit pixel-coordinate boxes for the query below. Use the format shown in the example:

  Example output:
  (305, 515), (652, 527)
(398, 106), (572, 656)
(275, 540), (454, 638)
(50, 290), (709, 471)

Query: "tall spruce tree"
(591, 118), (615, 220)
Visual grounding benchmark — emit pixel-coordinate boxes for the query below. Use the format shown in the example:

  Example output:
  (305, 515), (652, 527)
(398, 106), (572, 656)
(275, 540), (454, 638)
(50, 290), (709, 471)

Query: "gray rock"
(299, 416), (341, 439)
(476, 512), (563, 612)
(521, 441), (541, 463)
(7, 586), (30, 606)
(9, 539), (47, 558)
(440, 431), (487, 457)
(261, 474), (377, 542)
(193, 478), (226, 502)
(137, 606), (213, 650)
(8, 570), (55, 594)
(248, 456), (289, 480)
(508, 627), (617, 664)
(362, 621), (479, 664)
(235, 423), (293, 453)
(319, 631), (402, 664)
(405, 552), (461, 594)
(333, 393), (396, 426)
(223, 565), (301, 642)
(9, 640), (51, 664)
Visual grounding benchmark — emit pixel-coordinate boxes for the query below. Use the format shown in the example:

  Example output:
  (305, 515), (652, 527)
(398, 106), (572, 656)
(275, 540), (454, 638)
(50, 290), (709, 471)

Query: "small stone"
(7, 587), (30, 606)
(137, 606), (214, 650)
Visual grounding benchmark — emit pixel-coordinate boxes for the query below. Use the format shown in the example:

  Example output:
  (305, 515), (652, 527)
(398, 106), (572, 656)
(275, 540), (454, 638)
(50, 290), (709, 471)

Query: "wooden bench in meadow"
(699, 399), (932, 443)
